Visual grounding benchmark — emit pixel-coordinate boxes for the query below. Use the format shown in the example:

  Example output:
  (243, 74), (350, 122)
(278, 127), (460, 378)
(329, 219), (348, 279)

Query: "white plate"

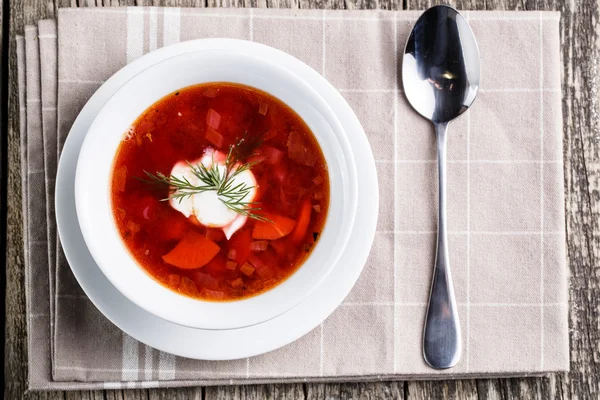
(56, 39), (378, 360)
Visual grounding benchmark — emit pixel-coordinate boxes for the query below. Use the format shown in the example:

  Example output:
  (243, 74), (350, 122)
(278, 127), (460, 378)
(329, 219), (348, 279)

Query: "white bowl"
(75, 44), (359, 330)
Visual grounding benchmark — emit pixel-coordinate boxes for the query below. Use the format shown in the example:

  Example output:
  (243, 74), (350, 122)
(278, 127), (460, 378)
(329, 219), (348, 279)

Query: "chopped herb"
(141, 136), (270, 222)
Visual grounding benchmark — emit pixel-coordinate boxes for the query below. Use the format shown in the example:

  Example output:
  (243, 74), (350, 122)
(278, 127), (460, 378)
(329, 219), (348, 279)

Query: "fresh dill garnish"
(231, 130), (266, 162)
(141, 135), (270, 222)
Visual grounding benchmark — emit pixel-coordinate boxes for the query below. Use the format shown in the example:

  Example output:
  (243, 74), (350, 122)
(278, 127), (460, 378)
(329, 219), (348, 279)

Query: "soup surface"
(111, 83), (329, 301)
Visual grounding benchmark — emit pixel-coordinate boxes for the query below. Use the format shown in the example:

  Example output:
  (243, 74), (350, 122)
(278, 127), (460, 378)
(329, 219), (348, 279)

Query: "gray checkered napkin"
(18, 7), (568, 390)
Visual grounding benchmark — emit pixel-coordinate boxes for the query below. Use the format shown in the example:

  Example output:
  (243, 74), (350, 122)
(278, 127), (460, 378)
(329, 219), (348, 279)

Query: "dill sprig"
(142, 135), (270, 222)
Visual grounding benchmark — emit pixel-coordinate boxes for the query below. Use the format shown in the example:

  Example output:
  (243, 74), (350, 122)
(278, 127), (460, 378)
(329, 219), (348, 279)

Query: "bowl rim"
(74, 44), (359, 330)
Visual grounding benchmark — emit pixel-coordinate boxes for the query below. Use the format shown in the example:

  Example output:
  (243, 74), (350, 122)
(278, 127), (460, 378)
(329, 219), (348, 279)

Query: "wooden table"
(2, 0), (598, 398)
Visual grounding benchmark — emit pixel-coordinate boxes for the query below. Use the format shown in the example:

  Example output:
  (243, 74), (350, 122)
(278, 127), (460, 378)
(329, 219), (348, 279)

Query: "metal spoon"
(402, 5), (480, 369)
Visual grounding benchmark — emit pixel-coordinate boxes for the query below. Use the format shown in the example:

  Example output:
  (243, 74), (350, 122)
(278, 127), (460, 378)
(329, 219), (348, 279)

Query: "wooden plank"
(146, 387), (203, 399)
(474, 380), (503, 400)
(555, 0), (600, 396)
(205, 384), (305, 399)
(65, 391), (106, 400)
(306, 382), (404, 399)
(104, 389), (153, 400)
(0, 0), (6, 396)
(406, 380), (477, 399)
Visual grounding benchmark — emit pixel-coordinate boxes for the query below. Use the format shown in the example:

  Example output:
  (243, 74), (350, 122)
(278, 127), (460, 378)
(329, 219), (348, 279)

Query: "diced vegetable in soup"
(110, 83), (330, 301)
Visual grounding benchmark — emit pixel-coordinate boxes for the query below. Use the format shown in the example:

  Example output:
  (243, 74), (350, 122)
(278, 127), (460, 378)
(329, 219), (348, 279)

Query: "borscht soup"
(110, 83), (330, 302)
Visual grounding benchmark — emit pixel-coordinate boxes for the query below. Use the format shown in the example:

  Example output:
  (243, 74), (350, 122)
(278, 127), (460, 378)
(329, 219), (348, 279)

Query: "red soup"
(111, 83), (330, 301)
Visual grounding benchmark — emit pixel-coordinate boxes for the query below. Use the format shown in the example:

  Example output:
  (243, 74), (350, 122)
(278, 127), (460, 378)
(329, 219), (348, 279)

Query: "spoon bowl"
(402, 5), (480, 369)
(403, 6), (480, 123)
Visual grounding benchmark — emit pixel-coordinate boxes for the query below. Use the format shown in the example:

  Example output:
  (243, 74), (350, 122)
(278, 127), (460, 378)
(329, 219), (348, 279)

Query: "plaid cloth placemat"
(18, 7), (568, 390)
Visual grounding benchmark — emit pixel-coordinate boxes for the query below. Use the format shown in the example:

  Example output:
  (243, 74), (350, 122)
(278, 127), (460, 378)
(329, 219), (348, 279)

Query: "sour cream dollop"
(169, 148), (257, 239)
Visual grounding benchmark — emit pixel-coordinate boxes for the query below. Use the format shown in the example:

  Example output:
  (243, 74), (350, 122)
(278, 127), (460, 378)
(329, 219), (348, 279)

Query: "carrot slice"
(240, 263), (255, 276)
(291, 199), (312, 242)
(252, 213), (296, 240)
(162, 231), (220, 269)
(226, 260), (237, 270)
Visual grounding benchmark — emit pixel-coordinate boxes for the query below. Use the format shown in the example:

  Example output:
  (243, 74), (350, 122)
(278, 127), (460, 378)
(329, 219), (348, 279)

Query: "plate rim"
(55, 38), (379, 361)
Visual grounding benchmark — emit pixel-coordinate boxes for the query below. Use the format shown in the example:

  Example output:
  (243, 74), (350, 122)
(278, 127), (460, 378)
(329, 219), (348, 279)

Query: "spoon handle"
(423, 122), (462, 369)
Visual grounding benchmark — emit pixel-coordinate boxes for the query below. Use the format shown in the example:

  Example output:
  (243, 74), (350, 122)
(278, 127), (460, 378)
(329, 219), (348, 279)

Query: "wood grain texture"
(205, 384), (306, 399)
(558, 0), (600, 395)
(146, 388), (203, 400)
(306, 382), (404, 399)
(3, 0), (599, 398)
